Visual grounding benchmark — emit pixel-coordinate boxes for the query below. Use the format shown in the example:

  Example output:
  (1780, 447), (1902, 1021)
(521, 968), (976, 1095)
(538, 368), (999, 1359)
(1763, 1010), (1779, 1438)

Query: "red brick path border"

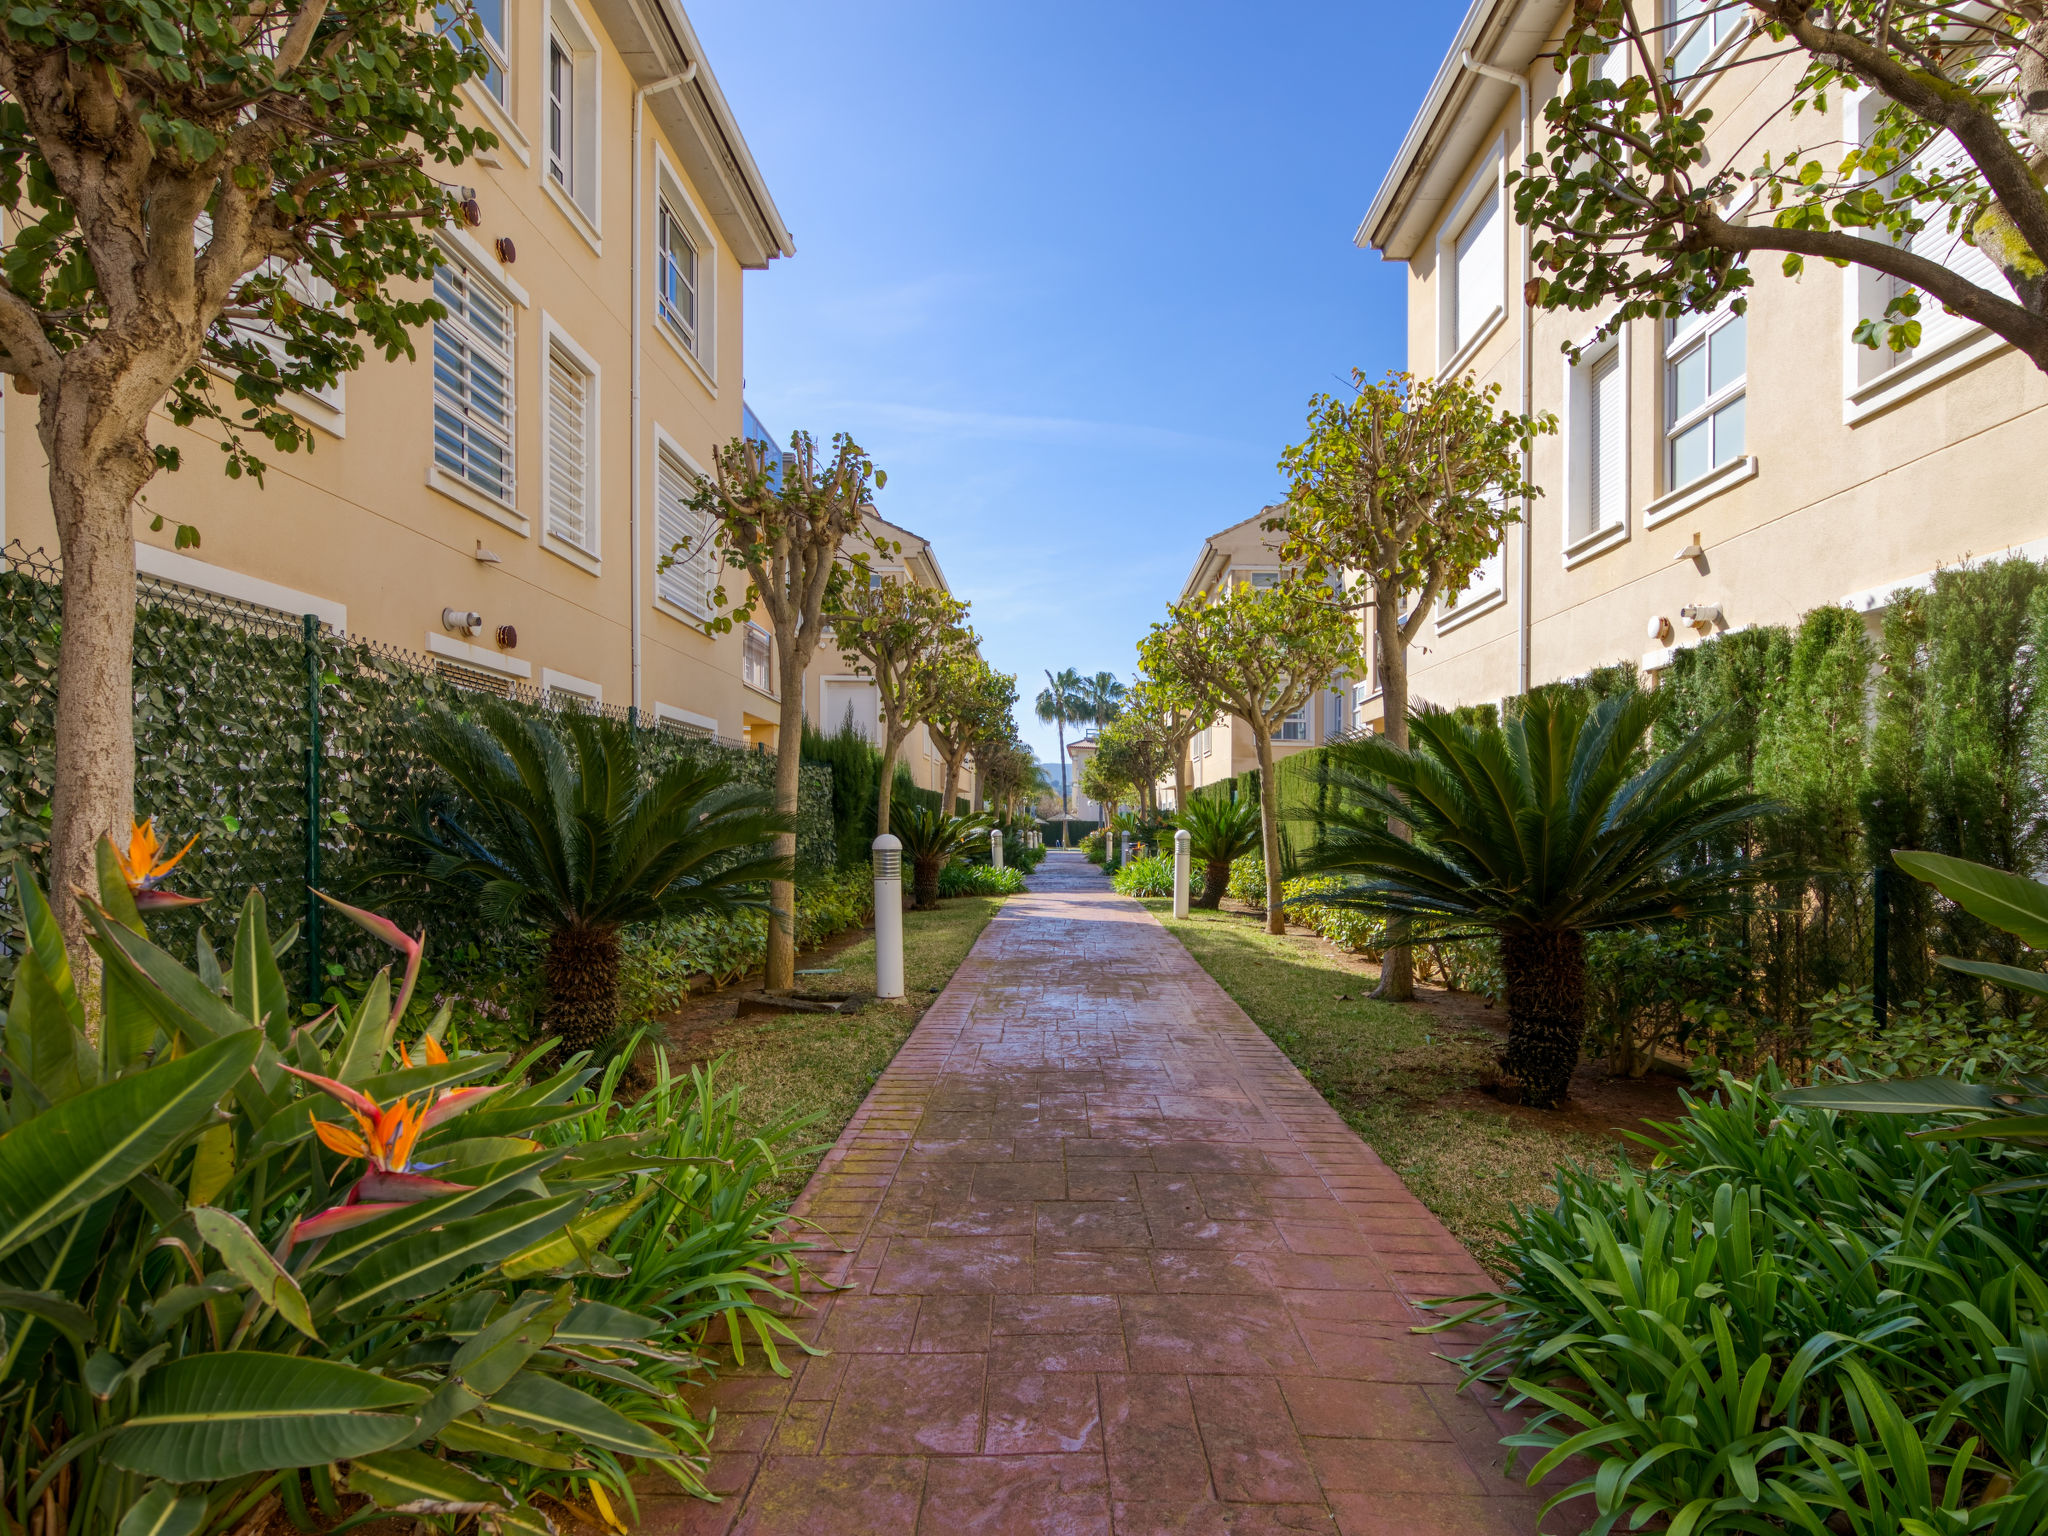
(649, 852), (1582, 1535)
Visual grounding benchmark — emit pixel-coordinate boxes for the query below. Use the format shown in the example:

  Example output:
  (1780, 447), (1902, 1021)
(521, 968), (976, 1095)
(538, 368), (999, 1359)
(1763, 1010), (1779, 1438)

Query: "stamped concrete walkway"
(662, 852), (1576, 1535)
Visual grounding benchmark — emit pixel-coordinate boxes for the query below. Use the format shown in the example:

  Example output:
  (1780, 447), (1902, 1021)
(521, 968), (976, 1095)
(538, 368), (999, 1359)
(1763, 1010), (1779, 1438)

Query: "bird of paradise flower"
(113, 817), (206, 910)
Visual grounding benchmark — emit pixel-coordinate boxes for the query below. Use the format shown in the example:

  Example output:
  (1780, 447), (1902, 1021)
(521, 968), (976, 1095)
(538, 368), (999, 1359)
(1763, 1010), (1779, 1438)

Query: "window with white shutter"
(1589, 349), (1624, 530)
(1898, 131), (2006, 357)
(654, 445), (715, 617)
(544, 338), (595, 552)
(1567, 336), (1630, 548)
(1452, 192), (1503, 353)
(433, 261), (514, 503)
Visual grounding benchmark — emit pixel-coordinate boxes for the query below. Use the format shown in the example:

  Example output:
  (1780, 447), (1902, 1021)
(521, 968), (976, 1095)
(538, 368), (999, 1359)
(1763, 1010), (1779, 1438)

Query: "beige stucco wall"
(0, 0), (785, 746)
(1371, 20), (2048, 721)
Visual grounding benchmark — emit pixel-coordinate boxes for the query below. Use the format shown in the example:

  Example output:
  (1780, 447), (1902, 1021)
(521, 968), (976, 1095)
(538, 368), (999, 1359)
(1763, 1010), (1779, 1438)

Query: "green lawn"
(1140, 899), (1632, 1275)
(720, 894), (1006, 1200)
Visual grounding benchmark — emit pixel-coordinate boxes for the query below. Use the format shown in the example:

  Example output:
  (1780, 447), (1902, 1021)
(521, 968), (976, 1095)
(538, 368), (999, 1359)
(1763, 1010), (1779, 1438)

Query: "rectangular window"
(1452, 190), (1503, 352)
(547, 35), (573, 194)
(654, 446), (716, 617)
(1279, 707), (1310, 743)
(657, 200), (699, 351)
(1588, 349), (1624, 530)
(1665, 306), (1745, 491)
(1898, 131), (2005, 356)
(743, 624), (774, 694)
(432, 262), (514, 503)
(544, 339), (594, 550)
(1670, 0), (1741, 82)
(1246, 569), (1280, 590)
(436, 0), (505, 103)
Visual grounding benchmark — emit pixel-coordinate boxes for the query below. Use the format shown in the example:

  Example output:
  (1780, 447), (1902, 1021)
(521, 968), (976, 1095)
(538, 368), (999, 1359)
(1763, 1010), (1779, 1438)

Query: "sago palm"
(1300, 692), (1777, 1107)
(895, 801), (988, 910)
(1176, 794), (1262, 909)
(404, 702), (790, 1055)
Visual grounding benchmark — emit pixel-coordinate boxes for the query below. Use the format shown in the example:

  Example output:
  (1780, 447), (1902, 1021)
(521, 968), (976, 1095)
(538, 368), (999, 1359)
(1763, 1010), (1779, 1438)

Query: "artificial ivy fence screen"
(0, 542), (834, 987)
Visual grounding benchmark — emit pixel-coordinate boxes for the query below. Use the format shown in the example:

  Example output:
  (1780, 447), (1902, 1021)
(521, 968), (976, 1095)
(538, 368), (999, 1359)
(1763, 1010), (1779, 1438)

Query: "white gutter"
(630, 62), (695, 718)
(1460, 50), (1533, 696)
(1357, 0), (1506, 250)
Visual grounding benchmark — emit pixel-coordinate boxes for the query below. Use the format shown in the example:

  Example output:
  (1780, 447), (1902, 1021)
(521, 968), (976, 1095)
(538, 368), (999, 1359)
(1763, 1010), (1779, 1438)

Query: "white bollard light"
(872, 833), (905, 1000)
(1173, 829), (1191, 919)
(990, 826), (1004, 870)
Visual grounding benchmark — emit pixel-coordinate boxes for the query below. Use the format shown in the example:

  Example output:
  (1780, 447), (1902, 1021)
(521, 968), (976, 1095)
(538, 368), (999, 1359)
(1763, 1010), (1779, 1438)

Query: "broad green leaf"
(115, 1485), (207, 1536)
(191, 1207), (316, 1340)
(195, 931), (224, 997)
(1894, 850), (2048, 949)
(555, 1300), (662, 1350)
(230, 889), (292, 1043)
(501, 1190), (647, 1279)
(450, 1289), (572, 1398)
(483, 1502), (558, 1536)
(302, 1151), (566, 1275)
(0, 1031), (259, 1263)
(434, 1415), (575, 1469)
(1935, 955), (2048, 999)
(187, 1124), (234, 1207)
(93, 837), (147, 937)
(1777, 1076), (2004, 1115)
(348, 1447), (512, 1514)
(481, 1370), (677, 1460)
(336, 970), (395, 1085)
(106, 1352), (426, 1480)
(0, 1288), (93, 1343)
(332, 1193), (586, 1319)
(5, 858), (89, 1106)
(422, 1136), (543, 1170)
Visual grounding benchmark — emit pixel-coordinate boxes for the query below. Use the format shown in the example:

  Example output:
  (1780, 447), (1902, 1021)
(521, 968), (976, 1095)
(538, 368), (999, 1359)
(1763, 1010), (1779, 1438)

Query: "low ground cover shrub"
(938, 862), (1025, 897)
(1227, 852), (1264, 904)
(1082, 829), (1107, 865)
(1444, 1072), (2048, 1532)
(1112, 854), (1175, 897)
(1281, 874), (1384, 954)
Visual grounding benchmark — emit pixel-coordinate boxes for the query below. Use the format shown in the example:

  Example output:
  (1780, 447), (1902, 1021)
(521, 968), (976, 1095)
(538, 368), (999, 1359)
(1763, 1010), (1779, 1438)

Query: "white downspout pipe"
(630, 61), (697, 719)
(1461, 50), (1533, 697)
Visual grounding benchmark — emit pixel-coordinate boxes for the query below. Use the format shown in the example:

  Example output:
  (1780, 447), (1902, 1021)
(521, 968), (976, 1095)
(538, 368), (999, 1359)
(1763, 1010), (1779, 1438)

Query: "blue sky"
(688, 1), (1463, 762)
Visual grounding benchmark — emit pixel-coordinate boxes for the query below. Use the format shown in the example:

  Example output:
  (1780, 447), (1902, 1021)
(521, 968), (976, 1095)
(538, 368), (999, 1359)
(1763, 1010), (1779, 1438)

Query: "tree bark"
(767, 658), (806, 991)
(1497, 926), (1586, 1110)
(876, 728), (906, 837)
(1253, 725), (1285, 936)
(541, 920), (623, 1058)
(1196, 859), (1229, 910)
(1174, 745), (1188, 816)
(1370, 584), (1415, 1001)
(942, 747), (968, 817)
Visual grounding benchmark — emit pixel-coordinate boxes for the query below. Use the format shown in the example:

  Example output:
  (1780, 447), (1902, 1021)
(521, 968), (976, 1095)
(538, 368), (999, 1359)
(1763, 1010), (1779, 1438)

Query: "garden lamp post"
(873, 833), (904, 1001)
(990, 827), (1004, 871)
(1173, 829), (1191, 920)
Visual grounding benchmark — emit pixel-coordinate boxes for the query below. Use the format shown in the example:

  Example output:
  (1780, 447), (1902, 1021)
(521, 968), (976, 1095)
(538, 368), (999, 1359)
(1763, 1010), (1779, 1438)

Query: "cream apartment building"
(0, 0), (813, 750)
(1173, 510), (1354, 799)
(1354, 0), (2048, 721)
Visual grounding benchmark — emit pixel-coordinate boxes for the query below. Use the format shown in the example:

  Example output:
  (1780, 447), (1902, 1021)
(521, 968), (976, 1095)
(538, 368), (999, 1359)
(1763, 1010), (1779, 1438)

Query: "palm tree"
(400, 703), (791, 1056)
(1300, 692), (1777, 1108)
(1084, 671), (1127, 732)
(895, 801), (988, 909)
(1036, 667), (1091, 847)
(1175, 794), (1263, 909)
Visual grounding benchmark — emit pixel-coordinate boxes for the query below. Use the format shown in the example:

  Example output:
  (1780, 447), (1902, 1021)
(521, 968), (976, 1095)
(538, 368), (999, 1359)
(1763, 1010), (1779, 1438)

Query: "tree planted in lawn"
(1304, 692), (1776, 1107)
(826, 576), (971, 836)
(0, 0), (497, 960)
(680, 430), (887, 989)
(924, 652), (1018, 816)
(1139, 577), (1360, 935)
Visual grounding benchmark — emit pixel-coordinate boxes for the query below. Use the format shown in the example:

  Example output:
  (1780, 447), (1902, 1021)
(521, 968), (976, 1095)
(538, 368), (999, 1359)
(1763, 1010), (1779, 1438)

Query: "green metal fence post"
(1872, 862), (1890, 1028)
(303, 613), (323, 1006)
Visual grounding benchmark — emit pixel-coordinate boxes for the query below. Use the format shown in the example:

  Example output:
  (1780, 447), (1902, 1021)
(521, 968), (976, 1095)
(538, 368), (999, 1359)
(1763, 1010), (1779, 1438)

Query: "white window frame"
(1840, 88), (2011, 425)
(539, 314), (600, 568)
(542, 667), (602, 709)
(1663, 301), (1746, 498)
(1667, 0), (1750, 97)
(652, 428), (719, 621)
(1436, 140), (1507, 376)
(742, 622), (776, 698)
(541, 0), (600, 244)
(1278, 705), (1310, 743)
(652, 150), (717, 387)
(653, 702), (719, 740)
(1243, 567), (1280, 591)
(1562, 322), (1632, 566)
(1439, 540), (1507, 632)
(429, 250), (519, 524)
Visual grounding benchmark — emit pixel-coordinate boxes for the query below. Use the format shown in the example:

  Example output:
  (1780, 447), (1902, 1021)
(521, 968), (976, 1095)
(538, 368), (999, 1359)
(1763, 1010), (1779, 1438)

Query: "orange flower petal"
(312, 1118), (371, 1160)
(386, 1101), (426, 1170)
(420, 1035), (449, 1066)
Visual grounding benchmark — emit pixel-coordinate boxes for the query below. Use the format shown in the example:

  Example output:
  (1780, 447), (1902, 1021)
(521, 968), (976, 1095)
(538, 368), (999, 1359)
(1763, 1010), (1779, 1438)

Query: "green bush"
(1227, 852), (1264, 905)
(1082, 829), (1107, 865)
(937, 862), (1025, 898)
(1444, 1072), (2048, 1533)
(1281, 874), (1385, 952)
(1112, 854), (1175, 897)
(1804, 984), (2048, 1080)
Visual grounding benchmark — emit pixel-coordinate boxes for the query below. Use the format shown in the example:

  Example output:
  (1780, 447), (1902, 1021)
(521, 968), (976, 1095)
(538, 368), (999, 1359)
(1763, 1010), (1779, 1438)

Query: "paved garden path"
(660, 852), (1578, 1535)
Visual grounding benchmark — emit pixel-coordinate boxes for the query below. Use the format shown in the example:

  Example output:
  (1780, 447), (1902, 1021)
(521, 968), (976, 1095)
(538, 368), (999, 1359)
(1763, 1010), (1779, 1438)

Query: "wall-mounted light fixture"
(1674, 532), (1706, 566)
(1679, 602), (1725, 633)
(474, 541), (501, 564)
(1646, 614), (1674, 644)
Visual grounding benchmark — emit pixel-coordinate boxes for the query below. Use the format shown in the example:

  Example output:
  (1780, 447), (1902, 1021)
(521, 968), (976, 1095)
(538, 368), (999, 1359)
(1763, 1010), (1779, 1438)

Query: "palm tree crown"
(1174, 794), (1262, 909)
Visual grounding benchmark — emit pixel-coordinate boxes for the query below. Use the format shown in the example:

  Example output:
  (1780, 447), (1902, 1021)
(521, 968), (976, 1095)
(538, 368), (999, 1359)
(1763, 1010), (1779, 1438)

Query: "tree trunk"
(542, 920), (623, 1058)
(48, 398), (161, 979)
(767, 662), (806, 991)
(1497, 926), (1586, 1109)
(942, 747), (968, 817)
(1253, 726), (1285, 936)
(1056, 718), (1070, 846)
(1196, 858), (1229, 910)
(876, 729), (906, 837)
(1174, 746), (1188, 817)
(1370, 586), (1415, 1001)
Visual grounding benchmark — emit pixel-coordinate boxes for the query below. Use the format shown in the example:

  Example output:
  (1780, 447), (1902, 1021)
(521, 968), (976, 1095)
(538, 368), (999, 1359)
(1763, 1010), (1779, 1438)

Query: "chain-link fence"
(0, 541), (834, 985)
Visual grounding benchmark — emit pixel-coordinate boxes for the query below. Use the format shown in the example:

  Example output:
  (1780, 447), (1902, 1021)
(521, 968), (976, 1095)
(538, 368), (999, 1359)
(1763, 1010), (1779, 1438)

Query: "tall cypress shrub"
(801, 716), (882, 869)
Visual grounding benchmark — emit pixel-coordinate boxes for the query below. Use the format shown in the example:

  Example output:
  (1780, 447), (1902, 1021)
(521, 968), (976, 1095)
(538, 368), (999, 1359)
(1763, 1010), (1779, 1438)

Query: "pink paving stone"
(680, 853), (1584, 1533)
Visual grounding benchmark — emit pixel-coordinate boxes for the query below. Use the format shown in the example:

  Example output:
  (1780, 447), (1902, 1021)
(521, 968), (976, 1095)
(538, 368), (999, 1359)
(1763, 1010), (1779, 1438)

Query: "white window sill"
(654, 593), (715, 630)
(743, 679), (780, 703)
(426, 631), (531, 678)
(464, 79), (531, 167)
(543, 531), (600, 576)
(541, 666), (602, 704)
(1438, 306), (1506, 381)
(1845, 327), (2009, 426)
(654, 702), (718, 736)
(427, 463), (528, 535)
(1644, 454), (1757, 528)
(654, 315), (717, 395)
(1436, 584), (1507, 634)
(542, 177), (603, 256)
(1564, 518), (1629, 569)
(436, 229), (530, 307)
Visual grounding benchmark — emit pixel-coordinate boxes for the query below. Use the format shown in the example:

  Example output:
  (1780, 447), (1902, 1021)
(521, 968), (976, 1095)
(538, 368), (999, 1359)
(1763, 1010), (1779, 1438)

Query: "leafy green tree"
(1035, 667), (1091, 842)
(1128, 675), (1213, 812)
(1174, 794), (1261, 910)
(397, 703), (789, 1057)
(826, 577), (971, 836)
(0, 0), (497, 957)
(1091, 704), (1171, 817)
(1139, 577), (1361, 935)
(1304, 693), (1777, 1108)
(1521, 1), (2048, 370)
(1274, 368), (1549, 995)
(680, 430), (886, 989)
(925, 654), (1017, 816)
